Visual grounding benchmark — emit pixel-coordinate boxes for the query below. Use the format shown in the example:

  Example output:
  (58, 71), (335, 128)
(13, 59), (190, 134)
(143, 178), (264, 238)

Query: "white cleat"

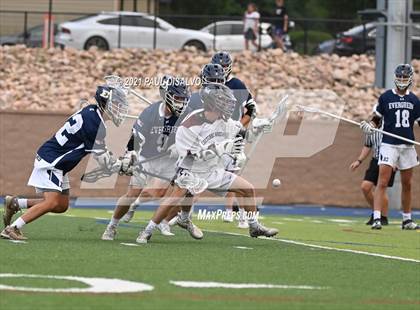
(136, 230), (152, 244)
(223, 212), (233, 223)
(237, 220), (249, 229)
(158, 222), (175, 236)
(168, 215), (179, 226)
(101, 225), (117, 241)
(122, 207), (135, 223)
(176, 217), (203, 240)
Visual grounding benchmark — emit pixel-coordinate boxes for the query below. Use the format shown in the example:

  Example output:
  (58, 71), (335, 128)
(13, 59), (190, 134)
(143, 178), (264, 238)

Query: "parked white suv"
(200, 20), (273, 51)
(56, 11), (213, 51)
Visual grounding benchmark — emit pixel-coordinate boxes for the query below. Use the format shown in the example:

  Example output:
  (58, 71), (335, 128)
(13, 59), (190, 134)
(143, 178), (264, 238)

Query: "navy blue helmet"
(200, 83), (236, 121)
(211, 51), (233, 79)
(159, 75), (190, 116)
(201, 63), (226, 85)
(95, 85), (129, 126)
(394, 64), (414, 91)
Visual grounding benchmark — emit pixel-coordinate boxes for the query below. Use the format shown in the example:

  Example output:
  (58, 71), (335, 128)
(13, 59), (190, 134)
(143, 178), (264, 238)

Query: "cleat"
(365, 214), (373, 225)
(381, 216), (389, 226)
(176, 217), (203, 240)
(122, 205), (135, 223)
(101, 225), (117, 240)
(371, 219), (382, 230)
(402, 219), (419, 230)
(158, 222), (174, 236)
(1, 226), (27, 240)
(223, 212), (233, 223)
(136, 230), (152, 244)
(249, 223), (278, 238)
(168, 215), (179, 226)
(3, 196), (20, 227)
(237, 220), (249, 229)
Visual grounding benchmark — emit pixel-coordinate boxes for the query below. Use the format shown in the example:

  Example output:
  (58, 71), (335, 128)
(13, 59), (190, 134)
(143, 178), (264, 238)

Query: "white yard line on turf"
(170, 281), (328, 290)
(205, 230), (420, 264)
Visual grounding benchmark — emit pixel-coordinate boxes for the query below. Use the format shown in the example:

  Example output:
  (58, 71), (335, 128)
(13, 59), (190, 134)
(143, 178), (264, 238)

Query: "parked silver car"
(56, 11), (213, 51)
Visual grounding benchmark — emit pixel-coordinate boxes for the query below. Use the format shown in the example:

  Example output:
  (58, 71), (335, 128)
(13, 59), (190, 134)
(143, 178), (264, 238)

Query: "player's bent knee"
(361, 182), (372, 194)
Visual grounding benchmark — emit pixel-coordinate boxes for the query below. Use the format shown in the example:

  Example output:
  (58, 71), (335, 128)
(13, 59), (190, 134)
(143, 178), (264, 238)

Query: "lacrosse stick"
(295, 105), (420, 147)
(246, 94), (290, 159)
(81, 152), (171, 183)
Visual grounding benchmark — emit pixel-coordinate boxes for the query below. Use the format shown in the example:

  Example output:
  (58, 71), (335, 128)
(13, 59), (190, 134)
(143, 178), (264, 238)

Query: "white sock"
(180, 210), (190, 221)
(373, 211), (381, 220)
(402, 213), (411, 221)
(17, 199), (27, 209)
(161, 219), (169, 226)
(247, 213), (258, 228)
(109, 217), (120, 227)
(11, 217), (26, 229)
(144, 220), (157, 234)
(238, 208), (245, 221)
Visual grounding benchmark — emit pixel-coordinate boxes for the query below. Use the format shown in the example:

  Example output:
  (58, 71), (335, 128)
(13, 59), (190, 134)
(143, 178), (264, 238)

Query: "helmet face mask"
(394, 64), (414, 91)
(95, 85), (129, 127)
(200, 84), (236, 121)
(106, 87), (129, 126)
(160, 75), (190, 117)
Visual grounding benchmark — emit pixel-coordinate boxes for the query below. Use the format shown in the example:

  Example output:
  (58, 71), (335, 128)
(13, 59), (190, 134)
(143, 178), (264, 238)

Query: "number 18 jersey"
(374, 89), (420, 146)
(37, 105), (107, 174)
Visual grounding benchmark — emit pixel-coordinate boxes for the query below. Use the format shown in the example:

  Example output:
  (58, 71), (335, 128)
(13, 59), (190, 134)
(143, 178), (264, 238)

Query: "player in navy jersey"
(361, 64), (420, 230)
(1, 85), (129, 240)
(211, 51), (259, 228)
(101, 75), (191, 241)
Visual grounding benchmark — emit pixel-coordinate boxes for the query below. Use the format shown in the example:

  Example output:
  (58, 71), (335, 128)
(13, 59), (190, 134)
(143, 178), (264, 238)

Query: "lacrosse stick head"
(269, 94), (289, 123)
(104, 75), (124, 88)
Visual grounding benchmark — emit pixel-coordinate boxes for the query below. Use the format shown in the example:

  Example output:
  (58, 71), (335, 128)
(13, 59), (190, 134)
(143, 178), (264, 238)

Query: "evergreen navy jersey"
(37, 105), (107, 174)
(188, 77), (253, 121)
(375, 89), (420, 146)
(130, 101), (191, 158)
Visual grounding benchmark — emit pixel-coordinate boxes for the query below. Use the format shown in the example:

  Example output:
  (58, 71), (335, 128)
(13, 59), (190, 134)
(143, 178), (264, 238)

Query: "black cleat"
(402, 219), (419, 230)
(366, 214), (374, 225)
(380, 216), (389, 226)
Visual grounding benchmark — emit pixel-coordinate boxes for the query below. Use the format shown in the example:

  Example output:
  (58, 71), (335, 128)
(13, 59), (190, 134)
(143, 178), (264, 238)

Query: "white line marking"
(0, 274), (154, 293)
(94, 217), (108, 220)
(328, 219), (355, 223)
(311, 220), (323, 224)
(233, 246), (253, 250)
(271, 222), (284, 225)
(120, 243), (140, 247)
(204, 230), (420, 263)
(282, 218), (304, 222)
(8, 240), (27, 244)
(170, 281), (328, 290)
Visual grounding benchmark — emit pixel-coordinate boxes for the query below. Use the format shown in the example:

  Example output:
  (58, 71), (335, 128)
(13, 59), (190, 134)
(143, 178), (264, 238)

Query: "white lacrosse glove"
(214, 136), (245, 157)
(120, 150), (137, 175)
(94, 150), (115, 170)
(168, 144), (179, 159)
(360, 120), (375, 135)
(252, 118), (274, 134)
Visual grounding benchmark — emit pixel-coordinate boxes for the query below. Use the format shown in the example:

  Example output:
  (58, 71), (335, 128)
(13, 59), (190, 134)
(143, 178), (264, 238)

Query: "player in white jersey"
(361, 64), (420, 230)
(136, 83), (279, 244)
(1, 85), (129, 240)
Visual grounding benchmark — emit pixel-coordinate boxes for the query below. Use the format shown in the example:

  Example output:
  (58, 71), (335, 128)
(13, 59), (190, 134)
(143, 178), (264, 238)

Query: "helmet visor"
(107, 87), (129, 126)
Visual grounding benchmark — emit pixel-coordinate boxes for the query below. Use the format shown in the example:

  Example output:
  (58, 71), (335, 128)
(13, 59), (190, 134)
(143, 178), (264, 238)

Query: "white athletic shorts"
(191, 168), (237, 196)
(129, 156), (177, 188)
(27, 155), (70, 194)
(378, 144), (419, 170)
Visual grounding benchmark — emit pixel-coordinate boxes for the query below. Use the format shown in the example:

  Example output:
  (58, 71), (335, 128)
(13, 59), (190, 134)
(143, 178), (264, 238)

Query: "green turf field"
(0, 207), (419, 310)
